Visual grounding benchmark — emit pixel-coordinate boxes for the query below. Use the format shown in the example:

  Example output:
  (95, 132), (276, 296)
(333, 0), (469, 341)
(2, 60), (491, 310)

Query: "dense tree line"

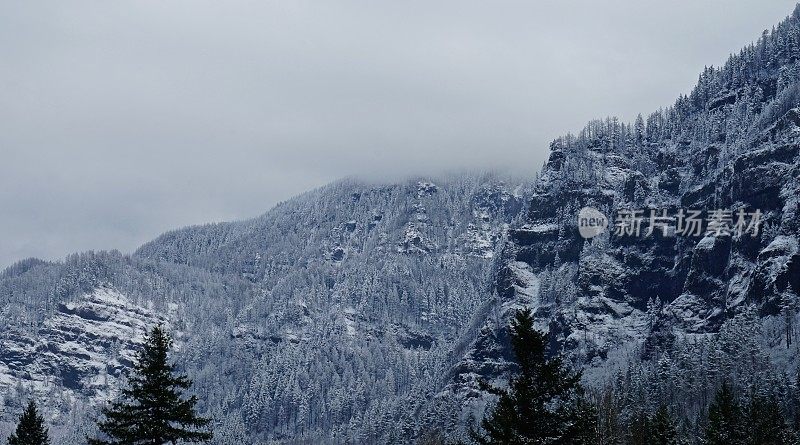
(416, 309), (800, 445)
(7, 312), (800, 444)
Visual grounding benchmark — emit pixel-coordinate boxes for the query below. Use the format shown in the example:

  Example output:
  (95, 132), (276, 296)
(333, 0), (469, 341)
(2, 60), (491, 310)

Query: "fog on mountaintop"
(0, 0), (796, 268)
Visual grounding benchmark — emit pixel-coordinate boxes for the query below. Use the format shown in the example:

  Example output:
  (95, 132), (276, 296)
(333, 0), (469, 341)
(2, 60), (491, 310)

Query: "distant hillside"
(0, 173), (530, 444)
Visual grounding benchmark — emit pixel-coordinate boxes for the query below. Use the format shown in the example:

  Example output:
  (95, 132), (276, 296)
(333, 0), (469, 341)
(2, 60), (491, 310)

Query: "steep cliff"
(449, 5), (800, 431)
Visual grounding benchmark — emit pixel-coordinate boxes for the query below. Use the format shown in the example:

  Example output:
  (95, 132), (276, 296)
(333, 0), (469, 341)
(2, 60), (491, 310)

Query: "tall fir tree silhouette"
(89, 325), (212, 445)
(471, 308), (597, 444)
(704, 382), (744, 445)
(628, 410), (651, 445)
(6, 401), (50, 445)
(650, 404), (677, 445)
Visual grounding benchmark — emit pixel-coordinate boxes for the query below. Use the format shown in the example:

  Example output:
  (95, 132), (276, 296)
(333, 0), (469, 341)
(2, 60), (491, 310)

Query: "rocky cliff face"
(0, 287), (166, 422)
(449, 8), (800, 416)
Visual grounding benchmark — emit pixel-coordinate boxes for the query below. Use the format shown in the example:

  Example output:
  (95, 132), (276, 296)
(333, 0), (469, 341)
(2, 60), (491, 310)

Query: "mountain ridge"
(5, 4), (800, 443)
(0, 172), (532, 443)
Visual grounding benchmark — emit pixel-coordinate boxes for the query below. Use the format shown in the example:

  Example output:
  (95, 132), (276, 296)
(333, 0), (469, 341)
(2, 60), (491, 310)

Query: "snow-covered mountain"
(447, 5), (800, 439)
(0, 174), (530, 443)
(5, 5), (800, 444)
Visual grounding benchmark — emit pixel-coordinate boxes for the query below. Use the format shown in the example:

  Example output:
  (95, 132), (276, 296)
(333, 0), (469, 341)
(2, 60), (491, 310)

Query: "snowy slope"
(0, 173), (530, 444)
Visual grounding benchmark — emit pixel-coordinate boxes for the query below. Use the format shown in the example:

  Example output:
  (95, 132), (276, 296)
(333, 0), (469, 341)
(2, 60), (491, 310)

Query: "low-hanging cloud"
(0, 0), (796, 268)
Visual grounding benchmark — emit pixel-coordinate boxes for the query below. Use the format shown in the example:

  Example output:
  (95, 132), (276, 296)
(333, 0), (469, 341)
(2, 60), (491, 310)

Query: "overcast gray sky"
(1, 0), (797, 268)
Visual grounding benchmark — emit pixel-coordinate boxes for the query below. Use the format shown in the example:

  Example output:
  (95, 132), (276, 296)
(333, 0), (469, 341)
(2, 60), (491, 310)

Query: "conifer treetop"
(7, 400), (50, 445)
(89, 325), (213, 445)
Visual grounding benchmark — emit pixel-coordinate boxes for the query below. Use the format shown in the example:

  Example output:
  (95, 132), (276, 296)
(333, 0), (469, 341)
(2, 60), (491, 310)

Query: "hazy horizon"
(2, 0), (798, 268)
